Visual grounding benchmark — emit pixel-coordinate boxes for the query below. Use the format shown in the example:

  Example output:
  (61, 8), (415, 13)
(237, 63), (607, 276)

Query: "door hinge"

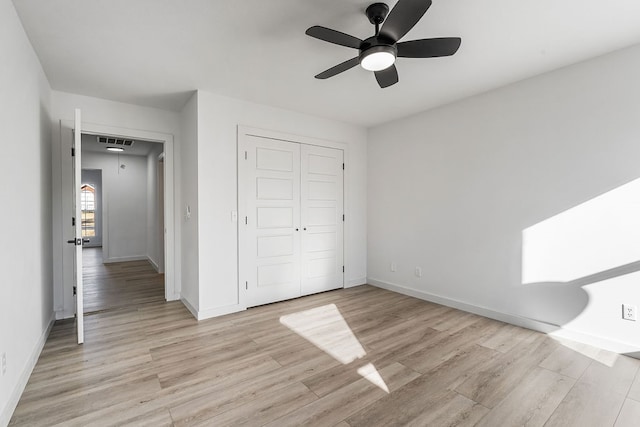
(244, 151), (248, 160)
(245, 281), (248, 290)
(72, 217), (76, 226)
(71, 147), (75, 157)
(245, 216), (248, 225)
(342, 163), (344, 170)
(342, 266), (345, 273)
(73, 286), (77, 295)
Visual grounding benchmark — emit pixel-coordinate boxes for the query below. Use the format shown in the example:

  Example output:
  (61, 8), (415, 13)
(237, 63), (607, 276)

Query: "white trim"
(368, 277), (640, 358)
(239, 125), (348, 151)
(1, 314), (55, 426)
(237, 125), (350, 310)
(103, 255), (149, 264)
(547, 329), (640, 357)
(147, 256), (160, 272)
(180, 298), (244, 320)
(195, 304), (245, 321)
(181, 297), (199, 319)
(59, 120), (178, 313)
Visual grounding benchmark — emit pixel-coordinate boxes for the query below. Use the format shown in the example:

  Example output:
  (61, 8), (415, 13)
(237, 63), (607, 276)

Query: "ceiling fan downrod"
(365, 2), (389, 36)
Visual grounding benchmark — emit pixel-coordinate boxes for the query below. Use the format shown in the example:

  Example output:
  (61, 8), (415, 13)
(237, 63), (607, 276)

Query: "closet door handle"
(295, 228), (299, 231)
(303, 227), (307, 231)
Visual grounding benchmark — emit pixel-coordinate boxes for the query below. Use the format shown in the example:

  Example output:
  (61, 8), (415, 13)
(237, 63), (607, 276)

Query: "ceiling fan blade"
(379, 0), (432, 42)
(315, 57), (360, 79)
(397, 37), (461, 58)
(374, 65), (399, 88)
(306, 26), (362, 49)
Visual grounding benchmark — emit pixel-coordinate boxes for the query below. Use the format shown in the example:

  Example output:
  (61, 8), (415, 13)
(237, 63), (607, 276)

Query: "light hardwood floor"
(83, 247), (164, 313)
(10, 276), (640, 425)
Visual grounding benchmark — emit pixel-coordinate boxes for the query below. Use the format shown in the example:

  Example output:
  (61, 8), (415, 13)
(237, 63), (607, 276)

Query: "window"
(81, 184), (96, 237)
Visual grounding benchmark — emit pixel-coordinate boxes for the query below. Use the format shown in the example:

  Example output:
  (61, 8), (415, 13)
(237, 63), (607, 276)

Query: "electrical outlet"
(1, 352), (6, 376)
(390, 262), (397, 272)
(622, 304), (637, 321)
(415, 267), (422, 278)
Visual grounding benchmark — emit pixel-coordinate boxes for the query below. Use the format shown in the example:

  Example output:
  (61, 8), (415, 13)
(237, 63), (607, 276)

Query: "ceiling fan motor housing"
(366, 2), (390, 25)
(359, 37), (397, 63)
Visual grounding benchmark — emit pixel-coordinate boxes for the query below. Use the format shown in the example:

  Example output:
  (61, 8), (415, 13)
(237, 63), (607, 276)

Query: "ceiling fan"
(305, 0), (461, 88)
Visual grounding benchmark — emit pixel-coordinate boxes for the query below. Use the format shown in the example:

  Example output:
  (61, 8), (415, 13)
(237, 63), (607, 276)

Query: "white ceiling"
(13, 0), (640, 127)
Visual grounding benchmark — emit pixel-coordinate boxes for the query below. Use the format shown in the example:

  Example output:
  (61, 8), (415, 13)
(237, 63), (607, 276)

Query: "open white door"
(72, 109), (84, 344)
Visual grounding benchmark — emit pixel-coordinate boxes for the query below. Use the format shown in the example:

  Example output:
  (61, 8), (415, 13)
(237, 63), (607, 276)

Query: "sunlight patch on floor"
(280, 304), (389, 392)
(357, 362), (390, 393)
(549, 334), (618, 367)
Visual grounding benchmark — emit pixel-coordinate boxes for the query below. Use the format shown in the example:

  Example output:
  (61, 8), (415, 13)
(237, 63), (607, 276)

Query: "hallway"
(83, 247), (164, 313)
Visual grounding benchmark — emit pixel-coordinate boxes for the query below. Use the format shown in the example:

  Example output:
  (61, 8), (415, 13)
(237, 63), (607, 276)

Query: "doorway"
(57, 118), (177, 328)
(80, 133), (165, 313)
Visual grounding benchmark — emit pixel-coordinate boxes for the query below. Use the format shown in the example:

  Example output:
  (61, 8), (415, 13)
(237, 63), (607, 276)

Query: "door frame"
(59, 120), (178, 317)
(237, 125), (349, 309)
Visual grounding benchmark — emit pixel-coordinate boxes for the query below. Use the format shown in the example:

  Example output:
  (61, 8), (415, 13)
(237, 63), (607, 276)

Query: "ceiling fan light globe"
(361, 50), (395, 71)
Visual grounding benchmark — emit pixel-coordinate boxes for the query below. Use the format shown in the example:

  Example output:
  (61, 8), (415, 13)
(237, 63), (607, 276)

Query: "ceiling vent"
(97, 136), (134, 146)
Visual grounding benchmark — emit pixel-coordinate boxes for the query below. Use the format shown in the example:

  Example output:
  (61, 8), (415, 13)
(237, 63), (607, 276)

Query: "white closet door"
(300, 144), (344, 295)
(242, 135), (301, 307)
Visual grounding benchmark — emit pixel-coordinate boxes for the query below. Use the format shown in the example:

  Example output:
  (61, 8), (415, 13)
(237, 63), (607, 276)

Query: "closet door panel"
(242, 135), (301, 307)
(300, 145), (344, 296)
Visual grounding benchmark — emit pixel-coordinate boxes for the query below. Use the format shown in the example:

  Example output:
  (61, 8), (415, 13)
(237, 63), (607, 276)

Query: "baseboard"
(147, 256), (160, 273)
(166, 293), (180, 302)
(103, 255), (148, 264)
(367, 277), (640, 357)
(196, 304), (245, 320)
(55, 309), (74, 320)
(180, 297), (199, 320)
(1, 313), (55, 427)
(346, 277), (367, 288)
(547, 328), (640, 357)
(180, 296), (245, 321)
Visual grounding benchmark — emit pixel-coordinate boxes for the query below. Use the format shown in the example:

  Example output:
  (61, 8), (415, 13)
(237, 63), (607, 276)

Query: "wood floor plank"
(539, 342), (594, 379)
(615, 398), (640, 427)
(455, 334), (558, 408)
(190, 382), (318, 427)
(628, 368), (640, 402)
(474, 367), (575, 427)
(346, 345), (499, 426)
(265, 362), (420, 427)
(545, 355), (640, 427)
(82, 248), (164, 313)
(399, 317), (501, 374)
(480, 322), (536, 353)
(404, 392), (489, 427)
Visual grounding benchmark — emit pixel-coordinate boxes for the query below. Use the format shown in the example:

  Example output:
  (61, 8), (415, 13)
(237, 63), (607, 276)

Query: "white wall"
(194, 91), (367, 319)
(0, 0), (53, 424)
(146, 144), (164, 271)
(367, 44), (640, 353)
(82, 151), (148, 262)
(179, 92), (199, 312)
(51, 91), (183, 318)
